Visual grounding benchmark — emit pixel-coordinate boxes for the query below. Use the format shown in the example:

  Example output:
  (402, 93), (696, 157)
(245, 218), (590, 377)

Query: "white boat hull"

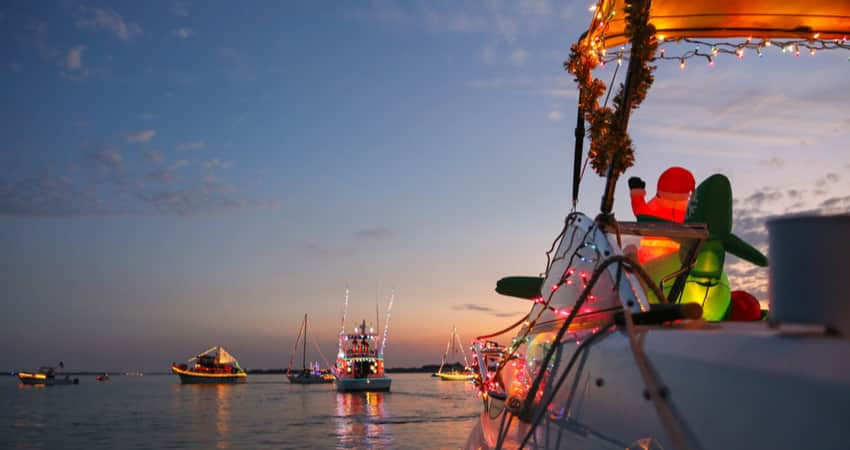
(466, 322), (850, 449)
(335, 377), (392, 392)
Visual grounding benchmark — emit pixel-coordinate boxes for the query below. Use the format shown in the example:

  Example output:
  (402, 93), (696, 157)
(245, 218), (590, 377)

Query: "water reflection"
(334, 392), (393, 449)
(176, 384), (235, 449)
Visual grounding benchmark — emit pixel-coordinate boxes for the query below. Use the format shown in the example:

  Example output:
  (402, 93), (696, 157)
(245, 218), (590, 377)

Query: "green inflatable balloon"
(683, 174), (767, 320)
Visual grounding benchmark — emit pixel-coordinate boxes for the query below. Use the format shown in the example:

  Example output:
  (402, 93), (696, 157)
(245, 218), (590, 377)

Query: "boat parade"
(6, 0), (850, 449)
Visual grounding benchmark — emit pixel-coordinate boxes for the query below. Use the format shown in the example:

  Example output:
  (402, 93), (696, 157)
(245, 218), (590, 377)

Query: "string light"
(649, 37), (850, 66)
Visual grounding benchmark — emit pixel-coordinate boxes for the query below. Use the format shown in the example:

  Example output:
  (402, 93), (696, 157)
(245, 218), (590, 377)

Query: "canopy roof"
(588, 0), (850, 49)
(190, 346), (239, 365)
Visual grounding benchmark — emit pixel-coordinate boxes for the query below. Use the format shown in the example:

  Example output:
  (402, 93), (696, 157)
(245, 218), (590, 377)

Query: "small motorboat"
(171, 346), (247, 384)
(17, 364), (79, 386)
(96, 373), (110, 381)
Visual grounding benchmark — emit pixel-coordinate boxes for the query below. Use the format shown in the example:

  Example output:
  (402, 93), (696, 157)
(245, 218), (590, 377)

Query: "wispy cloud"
(423, 11), (487, 33)
(354, 227), (395, 240)
(547, 110), (561, 122)
(75, 7), (142, 41)
(510, 48), (529, 66)
(146, 168), (178, 184)
(203, 159), (231, 170)
(126, 129), (156, 143)
(140, 113), (158, 120)
(172, 27), (193, 39)
(453, 303), (522, 318)
(0, 147), (276, 217)
(176, 141), (205, 151)
(348, 1), (561, 42)
(759, 157), (784, 168)
(65, 46), (84, 70)
(144, 150), (164, 164)
(92, 148), (123, 172)
(61, 46), (89, 80)
(172, 1), (190, 17)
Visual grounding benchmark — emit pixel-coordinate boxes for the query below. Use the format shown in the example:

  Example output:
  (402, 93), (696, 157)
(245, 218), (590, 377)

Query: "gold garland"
(565, 0), (657, 177)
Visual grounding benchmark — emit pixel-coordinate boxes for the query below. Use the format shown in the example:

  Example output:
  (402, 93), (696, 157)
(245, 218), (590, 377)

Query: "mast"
(338, 287), (350, 356)
(302, 314), (307, 371)
(438, 326), (453, 374)
(379, 290), (395, 356)
(456, 328), (471, 369)
(288, 319), (305, 375)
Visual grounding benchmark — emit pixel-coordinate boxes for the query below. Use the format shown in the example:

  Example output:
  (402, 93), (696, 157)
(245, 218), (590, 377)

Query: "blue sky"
(2, 1), (849, 371)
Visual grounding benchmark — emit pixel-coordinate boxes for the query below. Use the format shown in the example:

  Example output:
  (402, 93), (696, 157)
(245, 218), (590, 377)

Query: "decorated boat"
(171, 346), (247, 384)
(464, 1), (850, 449)
(434, 325), (474, 381)
(334, 289), (394, 392)
(287, 314), (335, 384)
(17, 363), (78, 386)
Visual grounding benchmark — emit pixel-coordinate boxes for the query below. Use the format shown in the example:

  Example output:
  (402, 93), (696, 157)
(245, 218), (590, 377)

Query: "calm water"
(0, 374), (481, 449)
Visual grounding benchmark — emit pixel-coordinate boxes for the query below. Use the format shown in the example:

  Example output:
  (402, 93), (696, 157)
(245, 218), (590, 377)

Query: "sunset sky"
(3, 1), (849, 371)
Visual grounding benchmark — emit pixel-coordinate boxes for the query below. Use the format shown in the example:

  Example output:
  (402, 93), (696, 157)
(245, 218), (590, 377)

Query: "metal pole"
(572, 105), (585, 210)
(599, 0), (652, 218)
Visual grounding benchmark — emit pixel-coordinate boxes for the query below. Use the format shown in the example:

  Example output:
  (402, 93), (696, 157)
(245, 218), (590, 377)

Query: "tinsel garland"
(565, 0), (657, 177)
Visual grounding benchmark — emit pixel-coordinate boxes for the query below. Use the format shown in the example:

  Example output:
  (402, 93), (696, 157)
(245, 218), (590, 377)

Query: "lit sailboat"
(287, 314), (334, 384)
(434, 325), (473, 381)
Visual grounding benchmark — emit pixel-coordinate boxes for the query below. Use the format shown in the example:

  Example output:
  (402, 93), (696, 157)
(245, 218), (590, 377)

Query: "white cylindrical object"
(767, 214), (850, 335)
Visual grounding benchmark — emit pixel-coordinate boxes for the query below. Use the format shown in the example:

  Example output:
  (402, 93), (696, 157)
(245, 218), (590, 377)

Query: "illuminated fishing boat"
(434, 325), (474, 381)
(334, 289), (394, 392)
(287, 314), (335, 384)
(171, 346), (247, 384)
(17, 364), (79, 386)
(464, 1), (850, 448)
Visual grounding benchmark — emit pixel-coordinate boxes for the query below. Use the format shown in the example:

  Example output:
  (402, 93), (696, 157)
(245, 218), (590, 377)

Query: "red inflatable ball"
(728, 290), (762, 321)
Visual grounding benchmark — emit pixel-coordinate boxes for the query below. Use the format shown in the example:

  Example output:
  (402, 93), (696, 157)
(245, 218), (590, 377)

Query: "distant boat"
(333, 289), (394, 392)
(171, 346), (247, 384)
(17, 363), (79, 386)
(434, 325), (474, 381)
(287, 314), (334, 384)
(96, 373), (110, 382)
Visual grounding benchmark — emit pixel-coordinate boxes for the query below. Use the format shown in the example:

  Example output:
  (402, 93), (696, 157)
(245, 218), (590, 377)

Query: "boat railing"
(470, 215), (709, 415)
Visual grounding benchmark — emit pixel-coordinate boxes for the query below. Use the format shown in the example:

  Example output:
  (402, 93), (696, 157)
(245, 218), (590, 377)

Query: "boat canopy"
(190, 346), (239, 365)
(587, 0), (850, 49)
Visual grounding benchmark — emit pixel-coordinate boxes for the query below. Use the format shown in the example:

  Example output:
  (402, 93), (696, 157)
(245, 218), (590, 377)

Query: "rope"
(287, 320), (305, 374)
(307, 322), (332, 369)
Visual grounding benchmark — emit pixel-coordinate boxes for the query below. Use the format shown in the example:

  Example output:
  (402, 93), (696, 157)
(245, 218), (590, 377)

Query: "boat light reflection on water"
(172, 383), (235, 449)
(334, 391), (392, 448)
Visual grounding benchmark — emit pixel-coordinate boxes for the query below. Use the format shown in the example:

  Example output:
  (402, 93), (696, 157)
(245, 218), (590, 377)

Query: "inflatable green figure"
(682, 174), (767, 320)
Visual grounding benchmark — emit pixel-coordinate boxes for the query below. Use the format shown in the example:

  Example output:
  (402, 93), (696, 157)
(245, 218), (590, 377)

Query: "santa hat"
(657, 166), (695, 201)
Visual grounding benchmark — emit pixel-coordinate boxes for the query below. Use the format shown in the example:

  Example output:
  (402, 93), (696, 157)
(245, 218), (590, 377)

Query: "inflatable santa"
(629, 166), (695, 223)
